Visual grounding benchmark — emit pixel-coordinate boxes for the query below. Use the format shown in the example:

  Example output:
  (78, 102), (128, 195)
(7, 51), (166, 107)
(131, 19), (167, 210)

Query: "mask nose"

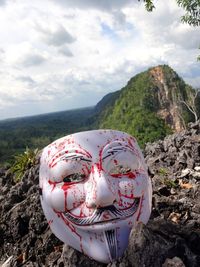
(86, 167), (116, 208)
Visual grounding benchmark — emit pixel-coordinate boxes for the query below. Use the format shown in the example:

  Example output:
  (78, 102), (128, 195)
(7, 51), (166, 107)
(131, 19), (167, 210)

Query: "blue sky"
(0, 0), (200, 120)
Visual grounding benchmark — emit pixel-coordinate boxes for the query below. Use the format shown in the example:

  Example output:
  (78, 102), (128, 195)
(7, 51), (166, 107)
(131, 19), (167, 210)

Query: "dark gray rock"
(0, 121), (200, 267)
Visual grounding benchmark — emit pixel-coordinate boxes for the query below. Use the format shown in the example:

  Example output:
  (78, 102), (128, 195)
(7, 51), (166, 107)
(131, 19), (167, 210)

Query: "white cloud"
(58, 46), (73, 57)
(0, 0), (6, 6)
(36, 23), (76, 46)
(21, 54), (46, 67)
(0, 48), (5, 62)
(0, 0), (199, 120)
(50, 0), (134, 11)
(16, 76), (36, 86)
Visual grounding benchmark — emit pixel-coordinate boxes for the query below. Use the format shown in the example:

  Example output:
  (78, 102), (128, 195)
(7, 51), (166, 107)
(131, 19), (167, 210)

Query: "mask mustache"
(63, 197), (140, 226)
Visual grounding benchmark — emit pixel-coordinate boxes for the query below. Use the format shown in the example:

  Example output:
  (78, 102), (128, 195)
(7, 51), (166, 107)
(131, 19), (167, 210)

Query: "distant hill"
(98, 65), (200, 146)
(0, 107), (95, 163)
(0, 65), (199, 163)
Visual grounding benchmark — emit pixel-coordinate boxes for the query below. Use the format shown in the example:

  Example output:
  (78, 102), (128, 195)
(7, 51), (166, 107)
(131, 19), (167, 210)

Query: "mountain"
(97, 65), (200, 146)
(0, 64), (199, 163)
(0, 120), (200, 266)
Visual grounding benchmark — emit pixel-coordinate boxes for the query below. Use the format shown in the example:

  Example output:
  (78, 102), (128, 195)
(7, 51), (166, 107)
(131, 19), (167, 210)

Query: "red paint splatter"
(118, 189), (134, 200)
(111, 171), (136, 179)
(48, 180), (56, 191)
(76, 146), (92, 158)
(110, 173), (122, 178)
(136, 195), (144, 221)
(48, 219), (53, 225)
(127, 138), (134, 148)
(127, 172), (136, 179)
(59, 213), (85, 253)
(51, 162), (57, 168)
(114, 159), (118, 165)
(102, 212), (110, 220)
(64, 190), (68, 211)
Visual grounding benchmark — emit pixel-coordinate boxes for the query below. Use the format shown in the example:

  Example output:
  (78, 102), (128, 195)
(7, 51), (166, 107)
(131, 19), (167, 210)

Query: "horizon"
(0, 63), (199, 121)
(0, 0), (200, 120)
(0, 104), (94, 122)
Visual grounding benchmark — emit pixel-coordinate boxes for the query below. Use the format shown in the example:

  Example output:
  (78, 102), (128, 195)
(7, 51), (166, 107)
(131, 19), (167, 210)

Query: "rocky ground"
(0, 121), (200, 267)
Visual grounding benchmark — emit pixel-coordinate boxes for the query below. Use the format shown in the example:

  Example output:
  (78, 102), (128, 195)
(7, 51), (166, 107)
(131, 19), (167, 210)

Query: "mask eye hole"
(110, 165), (132, 176)
(63, 173), (86, 183)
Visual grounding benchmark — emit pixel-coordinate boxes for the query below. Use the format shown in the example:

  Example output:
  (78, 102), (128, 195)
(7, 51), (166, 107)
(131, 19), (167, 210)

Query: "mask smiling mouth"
(63, 197), (141, 226)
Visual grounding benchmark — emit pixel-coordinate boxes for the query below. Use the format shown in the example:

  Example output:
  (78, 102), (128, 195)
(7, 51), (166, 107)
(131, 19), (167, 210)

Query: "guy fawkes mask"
(39, 130), (152, 263)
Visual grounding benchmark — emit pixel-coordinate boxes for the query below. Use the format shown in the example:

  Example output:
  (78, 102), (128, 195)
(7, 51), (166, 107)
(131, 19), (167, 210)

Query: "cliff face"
(0, 121), (200, 267)
(149, 66), (183, 132)
(149, 65), (196, 132)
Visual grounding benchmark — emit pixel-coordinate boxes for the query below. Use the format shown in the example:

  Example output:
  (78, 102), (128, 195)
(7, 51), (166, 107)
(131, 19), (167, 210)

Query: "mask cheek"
(49, 187), (65, 211)
(119, 180), (135, 195)
(64, 184), (85, 211)
(118, 180), (135, 208)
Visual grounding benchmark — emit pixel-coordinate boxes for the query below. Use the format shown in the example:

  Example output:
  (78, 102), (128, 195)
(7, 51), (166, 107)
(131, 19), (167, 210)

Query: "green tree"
(140, 0), (200, 26)
(139, 0), (200, 59)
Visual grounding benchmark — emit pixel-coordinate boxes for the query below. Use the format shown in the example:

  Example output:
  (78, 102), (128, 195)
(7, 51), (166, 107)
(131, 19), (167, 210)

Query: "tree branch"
(180, 100), (198, 122)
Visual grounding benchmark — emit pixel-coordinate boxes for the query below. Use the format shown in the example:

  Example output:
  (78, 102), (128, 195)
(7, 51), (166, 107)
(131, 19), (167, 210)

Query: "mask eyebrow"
(102, 146), (127, 160)
(49, 149), (92, 167)
(60, 154), (92, 162)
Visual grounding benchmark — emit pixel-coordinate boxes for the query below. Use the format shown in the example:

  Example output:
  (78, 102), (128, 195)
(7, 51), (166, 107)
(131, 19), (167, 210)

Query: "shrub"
(10, 147), (39, 182)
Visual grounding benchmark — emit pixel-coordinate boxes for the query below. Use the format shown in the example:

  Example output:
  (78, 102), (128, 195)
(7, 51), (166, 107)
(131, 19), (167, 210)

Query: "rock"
(158, 186), (171, 197)
(162, 257), (185, 267)
(0, 120), (200, 266)
(1, 256), (13, 267)
(192, 171), (200, 180)
(188, 121), (200, 131)
(179, 168), (191, 178)
(194, 166), (200, 172)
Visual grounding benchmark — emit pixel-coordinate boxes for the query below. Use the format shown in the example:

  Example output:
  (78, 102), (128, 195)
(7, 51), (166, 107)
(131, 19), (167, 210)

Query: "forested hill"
(0, 107), (95, 163)
(98, 65), (200, 146)
(0, 64), (199, 164)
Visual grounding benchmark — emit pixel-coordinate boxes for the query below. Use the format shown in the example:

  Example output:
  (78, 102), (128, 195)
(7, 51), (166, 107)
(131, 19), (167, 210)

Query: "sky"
(0, 0), (200, 120)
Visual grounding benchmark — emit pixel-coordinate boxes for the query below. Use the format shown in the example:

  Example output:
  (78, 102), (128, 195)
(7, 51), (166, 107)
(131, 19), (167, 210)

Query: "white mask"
(39, 130), (152, 263)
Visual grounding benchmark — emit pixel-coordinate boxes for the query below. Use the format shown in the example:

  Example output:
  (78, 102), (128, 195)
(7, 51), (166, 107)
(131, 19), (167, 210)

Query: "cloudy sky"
(0, 0), (200, 120)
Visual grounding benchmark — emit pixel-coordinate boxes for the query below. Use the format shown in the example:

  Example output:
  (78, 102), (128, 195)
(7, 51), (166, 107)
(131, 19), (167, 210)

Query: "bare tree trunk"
(180, 90), (199, 123)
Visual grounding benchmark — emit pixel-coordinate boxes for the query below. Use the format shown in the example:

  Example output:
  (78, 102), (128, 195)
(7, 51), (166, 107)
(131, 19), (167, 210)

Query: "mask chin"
(82, 226), (131, 263)
(42, 200), (131, 263)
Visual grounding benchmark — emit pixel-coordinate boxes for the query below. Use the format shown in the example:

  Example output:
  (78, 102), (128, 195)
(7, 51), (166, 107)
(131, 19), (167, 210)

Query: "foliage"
(163, 177), (178, 188)
(140, 0), (200, 26)
(99, 66), (176, 147)
(10, 147), (39, 182)
(138, 0), (155, 11)
(140, 0), (200, 60)
(158, 167), (168, 176)
(100, 107), (171, 148)
(0, 107), (94, 164)
(0, 65), (199, 164)
(99, 65), (200, 147)
(177, 0), (200, 26)
(157, 167), (178, 188)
